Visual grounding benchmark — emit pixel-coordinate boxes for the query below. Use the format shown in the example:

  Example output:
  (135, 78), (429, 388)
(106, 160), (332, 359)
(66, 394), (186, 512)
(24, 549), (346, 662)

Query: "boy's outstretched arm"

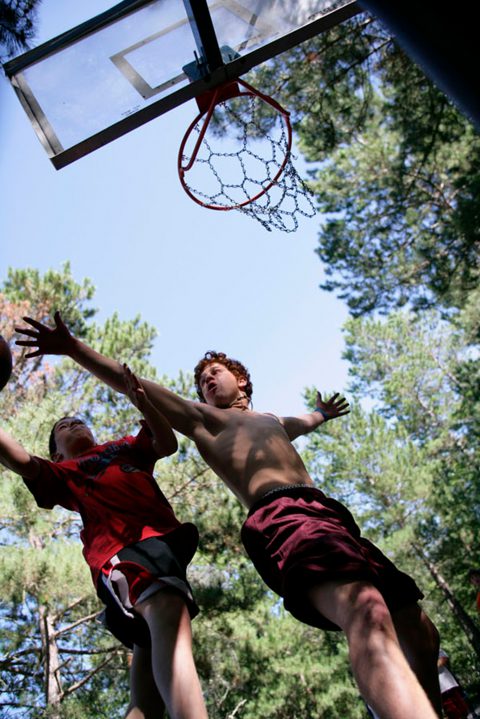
(280, 391), (350, 441)
(15, 312), (202, 437)
(123, 364), (178, 457)
(0, 428), (40, 479)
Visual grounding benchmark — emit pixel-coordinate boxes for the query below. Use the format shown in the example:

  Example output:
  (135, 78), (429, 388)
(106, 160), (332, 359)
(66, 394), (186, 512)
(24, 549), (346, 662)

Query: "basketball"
(0, 334), (13, 391)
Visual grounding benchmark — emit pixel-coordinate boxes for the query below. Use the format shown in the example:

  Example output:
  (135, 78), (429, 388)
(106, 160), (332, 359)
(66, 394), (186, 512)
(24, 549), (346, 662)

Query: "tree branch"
(228, 699), (247, 718)
(61, 655), (118, 698)
(52, 594), (91, 622)
(54, 609), (101, 636)
(166, 465), (210, 500)
(0, 645), (42, 662)
(58, 645), (122, 656)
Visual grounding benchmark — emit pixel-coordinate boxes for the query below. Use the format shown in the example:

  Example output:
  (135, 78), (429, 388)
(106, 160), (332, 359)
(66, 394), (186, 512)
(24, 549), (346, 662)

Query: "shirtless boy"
(17, 312), (441, 719)
(0, 364), (207, 719)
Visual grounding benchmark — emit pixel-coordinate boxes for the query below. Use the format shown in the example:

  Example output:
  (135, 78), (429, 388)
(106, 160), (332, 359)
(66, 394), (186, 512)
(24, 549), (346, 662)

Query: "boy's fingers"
(15, 328), (38, 338)
(21, 316), (45, 330)
(15, 340), (37, 347)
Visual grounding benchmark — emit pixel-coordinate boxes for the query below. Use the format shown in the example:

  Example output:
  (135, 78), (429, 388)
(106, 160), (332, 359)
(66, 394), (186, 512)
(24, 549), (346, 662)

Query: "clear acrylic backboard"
(3, 0), (359, 168)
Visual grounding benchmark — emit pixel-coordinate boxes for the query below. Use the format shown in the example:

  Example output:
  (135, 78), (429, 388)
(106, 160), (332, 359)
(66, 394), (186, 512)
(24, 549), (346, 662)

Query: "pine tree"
(302, 306), (480, 699)
(0, 0), (42, 63)
(248, 13), (479, 315)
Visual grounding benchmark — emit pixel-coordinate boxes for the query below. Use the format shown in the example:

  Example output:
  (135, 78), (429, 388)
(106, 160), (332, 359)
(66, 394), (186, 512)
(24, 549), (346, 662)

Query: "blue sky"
(0, 0), (350, 416)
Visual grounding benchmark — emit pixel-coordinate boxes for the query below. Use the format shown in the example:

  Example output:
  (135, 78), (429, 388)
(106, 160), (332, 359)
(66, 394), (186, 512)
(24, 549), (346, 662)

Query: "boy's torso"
(29, 434), (181, 581)
(191, 405), (313, 508)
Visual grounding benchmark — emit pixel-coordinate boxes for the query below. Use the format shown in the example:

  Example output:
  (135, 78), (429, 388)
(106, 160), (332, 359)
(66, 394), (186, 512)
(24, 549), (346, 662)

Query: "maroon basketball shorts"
(241, 485), (423, 630)
(97, 526), (199, 648)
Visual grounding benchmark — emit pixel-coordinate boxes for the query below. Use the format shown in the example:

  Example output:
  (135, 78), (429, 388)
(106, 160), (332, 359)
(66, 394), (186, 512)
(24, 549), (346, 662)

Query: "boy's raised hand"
(15, 311), (74, 358)
(123, 363), (147, 411)
(123, 363), (178, 456)
(315, 391), (350, 421)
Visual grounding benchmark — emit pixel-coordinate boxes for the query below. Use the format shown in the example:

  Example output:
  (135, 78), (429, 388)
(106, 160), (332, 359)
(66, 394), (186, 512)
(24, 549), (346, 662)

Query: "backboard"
(3, 0), (359, 169)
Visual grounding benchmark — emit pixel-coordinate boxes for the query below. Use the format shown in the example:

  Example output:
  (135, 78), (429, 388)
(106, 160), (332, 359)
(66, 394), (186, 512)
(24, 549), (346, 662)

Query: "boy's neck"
(228, 392), (249, 411)
(63, 439), (97, 461)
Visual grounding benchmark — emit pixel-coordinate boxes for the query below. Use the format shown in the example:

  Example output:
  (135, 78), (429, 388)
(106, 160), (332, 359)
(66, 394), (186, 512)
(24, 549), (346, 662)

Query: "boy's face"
(53, 417), (95, 461)
(199, 362), (247, 407)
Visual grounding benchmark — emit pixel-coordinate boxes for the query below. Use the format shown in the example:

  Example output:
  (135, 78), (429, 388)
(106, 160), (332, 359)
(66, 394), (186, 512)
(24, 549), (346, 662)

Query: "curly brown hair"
(194, 351), (253, 402)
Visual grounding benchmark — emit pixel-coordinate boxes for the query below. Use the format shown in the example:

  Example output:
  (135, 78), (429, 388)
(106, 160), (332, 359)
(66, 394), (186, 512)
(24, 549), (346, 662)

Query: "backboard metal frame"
(3, 0), (360, 169)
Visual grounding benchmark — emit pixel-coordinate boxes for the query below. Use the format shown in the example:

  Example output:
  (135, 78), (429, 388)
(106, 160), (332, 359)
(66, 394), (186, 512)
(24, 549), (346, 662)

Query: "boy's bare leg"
(392, 604), (442, 716)
(125, 644), (165, 719)
(135, 590), (208, 719)
(307, 580), (440, 719)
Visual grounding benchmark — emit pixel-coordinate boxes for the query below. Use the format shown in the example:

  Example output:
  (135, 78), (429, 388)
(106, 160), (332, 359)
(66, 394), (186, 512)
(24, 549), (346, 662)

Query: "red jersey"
(23, 427), (185, 585)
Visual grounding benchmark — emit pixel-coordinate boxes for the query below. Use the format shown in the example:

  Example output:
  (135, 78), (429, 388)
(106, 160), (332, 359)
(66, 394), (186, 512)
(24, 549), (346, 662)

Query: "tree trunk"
(38, 604), (63, 718)
(32, 530), (63, 718)
(415, 545), (480, 658)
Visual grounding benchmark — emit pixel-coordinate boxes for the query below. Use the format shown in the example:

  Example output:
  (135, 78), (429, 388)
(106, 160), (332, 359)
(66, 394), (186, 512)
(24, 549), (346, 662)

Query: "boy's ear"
(238, 376), (247, 389)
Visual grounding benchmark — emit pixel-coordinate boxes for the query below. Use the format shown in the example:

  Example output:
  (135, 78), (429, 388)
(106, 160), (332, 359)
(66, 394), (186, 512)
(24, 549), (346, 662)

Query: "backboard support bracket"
(183, 0), (224, 75)
(183, 45), (241, 82)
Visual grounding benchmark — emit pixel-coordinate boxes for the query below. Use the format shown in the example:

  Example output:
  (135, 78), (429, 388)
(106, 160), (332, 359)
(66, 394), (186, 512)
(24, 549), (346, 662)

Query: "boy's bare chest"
(194, 409), (284, 455)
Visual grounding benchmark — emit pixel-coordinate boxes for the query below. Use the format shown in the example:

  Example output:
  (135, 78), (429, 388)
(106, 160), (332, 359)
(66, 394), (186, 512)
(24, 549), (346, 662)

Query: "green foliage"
(0, 0), (42, 63)
(312, 108), (479, 315)
(195, 606), (363, 719)
(4, 264), (96, 334)
(249, 14), (479, 315)
(302, 304), (480, 699)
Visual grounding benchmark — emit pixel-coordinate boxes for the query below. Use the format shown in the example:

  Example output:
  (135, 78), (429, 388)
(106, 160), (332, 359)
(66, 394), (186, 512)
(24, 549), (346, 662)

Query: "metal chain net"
(180, 93), (317, 232)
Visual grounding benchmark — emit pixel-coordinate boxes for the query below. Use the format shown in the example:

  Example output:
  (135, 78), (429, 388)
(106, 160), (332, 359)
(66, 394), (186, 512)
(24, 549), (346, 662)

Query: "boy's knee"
(135, 588), (187, 624)
(308, 580), (394, 636)
(354, 588), (392, 632)
(339, 583), (393, 638)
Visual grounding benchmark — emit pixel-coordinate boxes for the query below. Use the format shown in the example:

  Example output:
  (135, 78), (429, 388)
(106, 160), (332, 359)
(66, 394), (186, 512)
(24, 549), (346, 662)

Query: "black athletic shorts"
(97, 528), (199, 649)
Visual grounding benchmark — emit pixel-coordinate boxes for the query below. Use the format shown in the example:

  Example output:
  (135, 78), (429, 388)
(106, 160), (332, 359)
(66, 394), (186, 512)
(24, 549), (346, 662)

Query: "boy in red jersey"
(0, 367), (207, 719)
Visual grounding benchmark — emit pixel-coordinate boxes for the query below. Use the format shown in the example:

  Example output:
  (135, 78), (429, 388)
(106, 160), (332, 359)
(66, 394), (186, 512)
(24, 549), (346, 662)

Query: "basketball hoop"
(178, 78), (316, 232)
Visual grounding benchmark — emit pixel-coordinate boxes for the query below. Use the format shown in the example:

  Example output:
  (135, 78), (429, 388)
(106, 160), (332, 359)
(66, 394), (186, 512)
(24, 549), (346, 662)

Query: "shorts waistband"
(247, 483), (322, 517)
